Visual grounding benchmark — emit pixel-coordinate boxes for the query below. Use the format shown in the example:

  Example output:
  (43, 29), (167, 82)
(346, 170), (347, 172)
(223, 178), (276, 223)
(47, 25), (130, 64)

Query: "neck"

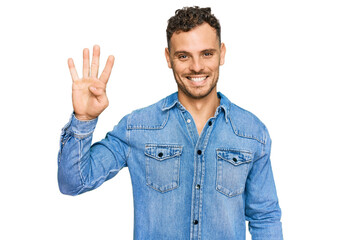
(178, 90), (220, 134)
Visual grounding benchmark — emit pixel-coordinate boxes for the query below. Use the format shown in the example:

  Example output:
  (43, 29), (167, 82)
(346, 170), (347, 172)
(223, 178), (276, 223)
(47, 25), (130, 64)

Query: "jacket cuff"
(65, 113), (98, 137)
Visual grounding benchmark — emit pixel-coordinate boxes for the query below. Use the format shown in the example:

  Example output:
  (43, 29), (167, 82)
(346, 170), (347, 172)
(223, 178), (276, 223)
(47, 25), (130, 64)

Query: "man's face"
(165, 23), (226, 100)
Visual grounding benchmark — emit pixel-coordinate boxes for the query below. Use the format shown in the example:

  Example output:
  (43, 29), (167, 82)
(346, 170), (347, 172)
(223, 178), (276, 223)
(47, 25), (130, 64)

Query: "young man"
(59, 6), (283, 240)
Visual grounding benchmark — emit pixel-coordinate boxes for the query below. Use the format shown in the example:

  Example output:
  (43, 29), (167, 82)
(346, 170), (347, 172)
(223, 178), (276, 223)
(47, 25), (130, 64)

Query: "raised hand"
(68, 45), (115, 121)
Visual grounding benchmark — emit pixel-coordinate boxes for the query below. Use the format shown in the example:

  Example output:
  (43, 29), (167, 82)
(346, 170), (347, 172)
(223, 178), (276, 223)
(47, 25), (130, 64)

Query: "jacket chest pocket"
(145, 144), (183, 193)
(216, 149), (253, 197)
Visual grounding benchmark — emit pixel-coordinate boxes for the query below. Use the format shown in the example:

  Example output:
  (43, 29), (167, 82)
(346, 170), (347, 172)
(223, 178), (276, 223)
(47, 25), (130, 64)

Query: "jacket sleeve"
(57, 113), (130, 196)
(245, 128), (283, 240)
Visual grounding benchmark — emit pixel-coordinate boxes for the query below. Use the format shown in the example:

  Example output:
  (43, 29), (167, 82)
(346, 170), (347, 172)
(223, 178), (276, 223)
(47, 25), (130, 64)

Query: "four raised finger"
(99, 55), (115, 84)
(69, 46), (114, 83)
(83, 48), (90, 78)
(68, 58), (79, 82)
(91, 45), (100, 78)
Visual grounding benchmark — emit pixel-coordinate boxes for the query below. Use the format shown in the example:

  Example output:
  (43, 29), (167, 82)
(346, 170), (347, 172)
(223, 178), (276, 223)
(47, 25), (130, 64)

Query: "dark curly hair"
(166, 6), (221, 50)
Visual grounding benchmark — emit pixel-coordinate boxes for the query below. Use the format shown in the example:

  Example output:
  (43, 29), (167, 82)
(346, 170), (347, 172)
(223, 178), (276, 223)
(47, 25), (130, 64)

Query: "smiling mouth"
(186, 76), (208, 82)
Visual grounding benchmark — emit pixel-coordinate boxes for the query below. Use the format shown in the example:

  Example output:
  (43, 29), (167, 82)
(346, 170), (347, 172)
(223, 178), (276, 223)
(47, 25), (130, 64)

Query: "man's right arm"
(58, 113), (130, 195)
(58, 45), (127, 195)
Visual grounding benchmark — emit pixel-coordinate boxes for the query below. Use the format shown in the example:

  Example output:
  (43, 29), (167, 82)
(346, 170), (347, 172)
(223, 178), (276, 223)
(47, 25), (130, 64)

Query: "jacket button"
(208, 121), (212, 126)
(197, 150), (202, 155)
(158, 152), (163, 157)
(196, 184), (200, 189)
(193, 220), (198, 225)
(233, 157), (237, 162)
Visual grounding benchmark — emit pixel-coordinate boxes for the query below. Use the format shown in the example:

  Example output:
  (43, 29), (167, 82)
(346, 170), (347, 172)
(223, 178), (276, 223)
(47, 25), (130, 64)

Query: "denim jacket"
(58, 92), (283, 240)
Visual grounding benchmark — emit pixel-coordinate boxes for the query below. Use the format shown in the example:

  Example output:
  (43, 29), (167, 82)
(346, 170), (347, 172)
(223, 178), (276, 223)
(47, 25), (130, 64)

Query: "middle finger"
(91, 45), (100, 78)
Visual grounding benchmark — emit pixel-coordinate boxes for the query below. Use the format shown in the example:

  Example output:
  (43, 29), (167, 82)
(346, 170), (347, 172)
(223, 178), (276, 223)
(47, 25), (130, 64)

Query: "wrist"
(74, 113), (97, 121)
(69, 113), (98, 137)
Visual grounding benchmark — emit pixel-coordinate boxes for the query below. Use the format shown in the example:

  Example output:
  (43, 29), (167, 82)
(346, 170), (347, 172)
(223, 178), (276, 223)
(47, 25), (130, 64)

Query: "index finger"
(99, 55), (115, 84)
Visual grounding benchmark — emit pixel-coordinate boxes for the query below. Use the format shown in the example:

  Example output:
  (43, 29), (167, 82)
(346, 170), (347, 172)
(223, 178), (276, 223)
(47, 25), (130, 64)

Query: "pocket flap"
(217, 149), (253, 166)
(145, 144), (183, 161)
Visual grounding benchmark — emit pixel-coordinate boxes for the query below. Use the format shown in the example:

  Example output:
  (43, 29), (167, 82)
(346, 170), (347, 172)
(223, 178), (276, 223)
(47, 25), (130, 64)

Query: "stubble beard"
(176, 77), (218, 100)
(172, 68), (219, 100)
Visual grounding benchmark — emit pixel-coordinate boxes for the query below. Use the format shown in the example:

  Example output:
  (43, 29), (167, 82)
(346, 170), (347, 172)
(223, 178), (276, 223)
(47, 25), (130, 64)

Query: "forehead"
(169, 23), (219, 53)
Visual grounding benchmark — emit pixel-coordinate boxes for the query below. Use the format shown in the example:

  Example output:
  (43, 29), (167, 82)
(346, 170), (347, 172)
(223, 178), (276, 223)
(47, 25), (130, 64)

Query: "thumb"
(89, 86), (105, 97)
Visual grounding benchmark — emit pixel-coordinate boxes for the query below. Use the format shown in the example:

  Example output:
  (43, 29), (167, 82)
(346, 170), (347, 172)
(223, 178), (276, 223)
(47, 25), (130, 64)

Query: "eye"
(178, 54), (188, 60)
(203, 52), (213, 57)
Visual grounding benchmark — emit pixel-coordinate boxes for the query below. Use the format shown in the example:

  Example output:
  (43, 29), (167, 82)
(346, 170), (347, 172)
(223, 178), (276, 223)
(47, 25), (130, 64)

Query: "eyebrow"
(173, 51), (188, 56)
(201, 48), (217, 53)
(173, 49), (217, 55)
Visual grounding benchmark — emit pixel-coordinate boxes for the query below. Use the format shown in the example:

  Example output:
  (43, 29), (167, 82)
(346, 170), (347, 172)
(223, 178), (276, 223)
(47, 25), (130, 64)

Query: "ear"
(219, 43), (226, 66)
(165, 47), (172, 69)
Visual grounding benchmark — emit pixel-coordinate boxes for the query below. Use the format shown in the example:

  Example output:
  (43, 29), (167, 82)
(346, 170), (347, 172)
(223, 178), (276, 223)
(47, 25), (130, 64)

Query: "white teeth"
(189, 76), (207, 82)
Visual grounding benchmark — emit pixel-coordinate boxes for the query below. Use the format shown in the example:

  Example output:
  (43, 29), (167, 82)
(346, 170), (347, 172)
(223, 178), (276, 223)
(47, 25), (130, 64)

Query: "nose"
(189, 57), (204, 73)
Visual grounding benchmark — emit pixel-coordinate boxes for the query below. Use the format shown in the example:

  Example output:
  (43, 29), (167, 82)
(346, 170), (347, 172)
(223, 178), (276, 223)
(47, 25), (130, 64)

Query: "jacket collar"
(162, 92), (179, 111)
(162, 92), (230, 122)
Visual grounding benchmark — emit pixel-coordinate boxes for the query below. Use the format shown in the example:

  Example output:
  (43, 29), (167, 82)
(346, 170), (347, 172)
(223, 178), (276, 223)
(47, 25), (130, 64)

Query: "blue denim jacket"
(58, 92), (283, 240)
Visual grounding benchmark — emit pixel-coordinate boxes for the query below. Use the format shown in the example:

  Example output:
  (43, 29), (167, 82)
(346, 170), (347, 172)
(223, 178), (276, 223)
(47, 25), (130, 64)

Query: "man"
(58, 6), (283, 240)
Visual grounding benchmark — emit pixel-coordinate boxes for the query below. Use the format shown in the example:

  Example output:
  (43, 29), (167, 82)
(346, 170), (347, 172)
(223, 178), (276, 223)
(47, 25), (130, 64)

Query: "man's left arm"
(245, 127), (283, 240)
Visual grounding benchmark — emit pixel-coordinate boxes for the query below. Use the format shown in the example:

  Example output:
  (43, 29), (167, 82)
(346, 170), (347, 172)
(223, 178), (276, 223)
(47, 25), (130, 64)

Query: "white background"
(1, 0), (361, 239)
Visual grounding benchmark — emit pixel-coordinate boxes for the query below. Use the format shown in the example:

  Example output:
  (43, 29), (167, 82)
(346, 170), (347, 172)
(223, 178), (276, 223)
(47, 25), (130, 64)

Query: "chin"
(184, 87), (216, 100)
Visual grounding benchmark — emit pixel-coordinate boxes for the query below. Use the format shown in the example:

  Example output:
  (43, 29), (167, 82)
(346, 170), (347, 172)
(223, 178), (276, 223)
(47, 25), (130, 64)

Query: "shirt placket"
(179, 109), (216, 240)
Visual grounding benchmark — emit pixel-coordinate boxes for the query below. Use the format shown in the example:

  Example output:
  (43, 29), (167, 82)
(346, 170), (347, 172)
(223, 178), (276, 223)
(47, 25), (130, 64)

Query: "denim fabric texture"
(58, 92), (283, 240)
